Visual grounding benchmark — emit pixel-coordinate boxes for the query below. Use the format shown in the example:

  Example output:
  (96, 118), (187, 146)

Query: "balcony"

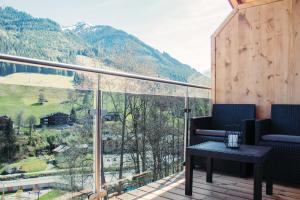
(1, 0), (300, 199)
(0, 54), (210, 199)
(116, 171), (299, 200)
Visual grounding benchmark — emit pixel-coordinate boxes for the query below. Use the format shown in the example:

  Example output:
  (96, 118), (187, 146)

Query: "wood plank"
(193, 170), (300, 195)
(213, 0), (300, 118)
(115, 192), (138, 200)
(238, 0), (284, 9)
(212, 8), (239, 38)
(188, 171), (299, 200)
(180, 172), (275, 200)
(116, 170), (300, 200)
(173, 181), (252, 200)
(122, 188), (169, 200)
(192, 172), (297, 200)
(211, 35), (216, 103)
(193, 170), (300, 191)
(228, 0), (239, 8)
(202, 172), (300, 196)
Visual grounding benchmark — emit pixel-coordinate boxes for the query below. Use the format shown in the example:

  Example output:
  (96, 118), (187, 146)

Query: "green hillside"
(0, 84), (72, 120)
(0, 6), (210, 85)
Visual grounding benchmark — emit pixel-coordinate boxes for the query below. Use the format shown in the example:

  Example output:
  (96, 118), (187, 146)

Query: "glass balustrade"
(0, 56), (211, 199)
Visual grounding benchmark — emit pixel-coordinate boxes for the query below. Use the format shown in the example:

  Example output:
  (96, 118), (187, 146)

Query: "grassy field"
(0, 74), (96, 174)
(0, 157), (47, 173)
(0, 84), (121, 122)
(0, 73), (74, 89)
(0, 83), (73, 120)
(0, 73), (166, 121)
(39, 189), (66, 200)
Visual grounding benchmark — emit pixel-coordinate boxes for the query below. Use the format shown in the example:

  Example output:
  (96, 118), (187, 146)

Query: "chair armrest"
(241, 119), (255, 145)
(190, 117), (212, 133)
(255, 119), (271, 145)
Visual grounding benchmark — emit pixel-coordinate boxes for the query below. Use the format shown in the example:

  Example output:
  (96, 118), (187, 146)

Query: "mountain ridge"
(0, 6), (210, 86)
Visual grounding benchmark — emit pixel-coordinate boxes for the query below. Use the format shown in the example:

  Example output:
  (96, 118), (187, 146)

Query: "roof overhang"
(228, 0), (257, 8)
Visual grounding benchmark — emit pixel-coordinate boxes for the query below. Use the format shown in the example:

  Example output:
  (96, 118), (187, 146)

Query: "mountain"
(0, 7), (210, 85)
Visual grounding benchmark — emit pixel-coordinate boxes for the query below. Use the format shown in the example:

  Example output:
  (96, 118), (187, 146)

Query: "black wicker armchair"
(190, 104), (256, 177)
(255, 104), (300, 184)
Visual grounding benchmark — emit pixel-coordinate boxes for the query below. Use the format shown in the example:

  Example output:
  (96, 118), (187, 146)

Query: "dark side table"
(185, 141), (272, 200)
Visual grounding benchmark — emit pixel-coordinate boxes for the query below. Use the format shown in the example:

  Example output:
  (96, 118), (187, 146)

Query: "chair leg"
(240, 163), (247, 178)
(206, 157), (213, 183)
(254, 163), (263, 200)
(266, 179), (273, 195)
(185, 154), (193, 195)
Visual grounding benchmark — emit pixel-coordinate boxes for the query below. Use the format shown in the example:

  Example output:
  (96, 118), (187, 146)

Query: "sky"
(0, 0), (232, 73)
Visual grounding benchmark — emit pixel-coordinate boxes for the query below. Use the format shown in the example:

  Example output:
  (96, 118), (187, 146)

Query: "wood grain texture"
(229, 0), (282, 8)
(211, 35), (216, 103)
(238, 0), (284, 9)
(228, 0), (240, 8)
(115, 170), (300, 200)
(213, 0), (300, 118)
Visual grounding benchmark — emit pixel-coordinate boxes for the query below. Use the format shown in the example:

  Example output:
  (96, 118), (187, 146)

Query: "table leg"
(254, 163), (262, 200)
(185, 153), (193, 196)
(266, 178), (273, 195)
(206, 157), (213, 183)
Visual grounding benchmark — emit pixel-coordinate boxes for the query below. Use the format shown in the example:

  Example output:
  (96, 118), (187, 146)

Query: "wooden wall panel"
(213, 0), (300, 118)
(292, 0), (300, 103)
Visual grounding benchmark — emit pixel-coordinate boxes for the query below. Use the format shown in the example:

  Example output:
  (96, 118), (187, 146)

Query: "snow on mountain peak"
(62, 22), (92, 31)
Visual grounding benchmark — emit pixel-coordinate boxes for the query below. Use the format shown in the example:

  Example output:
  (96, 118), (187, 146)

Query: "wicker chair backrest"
(211, 104), (256, 130)
(271, 104), (300, 136)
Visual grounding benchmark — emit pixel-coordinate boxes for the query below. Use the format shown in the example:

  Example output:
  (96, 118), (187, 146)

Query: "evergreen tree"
(38, 93), (45, 105)
(73, 73), (84, 85)
(3, 118), (16, 160)
(82, 92), (92, 112)
(70, 108), (77, 123)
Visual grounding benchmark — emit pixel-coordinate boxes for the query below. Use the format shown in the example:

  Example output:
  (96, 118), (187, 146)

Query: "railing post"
(93, 74), (106, 199)
(184, 87), (190, 162)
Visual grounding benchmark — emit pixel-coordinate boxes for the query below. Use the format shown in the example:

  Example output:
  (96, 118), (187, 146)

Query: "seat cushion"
(195, 129), (226, 137)
(262, 134), (300, 144)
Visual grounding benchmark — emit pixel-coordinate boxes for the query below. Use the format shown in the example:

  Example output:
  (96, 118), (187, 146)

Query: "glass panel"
(0, 62), (95, 199)
(0, 59), (211, 199)
(188, 87), (211, 118)
(99, 74), (188, 197)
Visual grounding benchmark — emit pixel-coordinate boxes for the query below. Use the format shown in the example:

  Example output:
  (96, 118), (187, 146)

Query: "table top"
(187, 141), (272, 163)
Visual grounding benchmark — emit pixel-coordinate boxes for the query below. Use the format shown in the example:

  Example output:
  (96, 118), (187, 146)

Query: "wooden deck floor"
(114, 170), (300, 200)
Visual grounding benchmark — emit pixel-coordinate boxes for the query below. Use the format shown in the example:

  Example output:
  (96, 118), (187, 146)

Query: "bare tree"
(15, 110), (24, 135)
(128, 95), (141, 174)
(26, 115), (37, 144)
(58, 110), (94, 192)
(108, 90), (130, 181)
(140, 96), (148, 172)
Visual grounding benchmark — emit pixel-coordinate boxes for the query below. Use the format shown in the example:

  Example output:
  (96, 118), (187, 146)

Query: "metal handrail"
(0, 53), (211, 199)
(0, 53), (211, 90)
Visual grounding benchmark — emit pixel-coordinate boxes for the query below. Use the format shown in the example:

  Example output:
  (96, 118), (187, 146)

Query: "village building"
(103, 112), (120, 121)
(40, 112), (70, 127)
(0, 115), (12, 130)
